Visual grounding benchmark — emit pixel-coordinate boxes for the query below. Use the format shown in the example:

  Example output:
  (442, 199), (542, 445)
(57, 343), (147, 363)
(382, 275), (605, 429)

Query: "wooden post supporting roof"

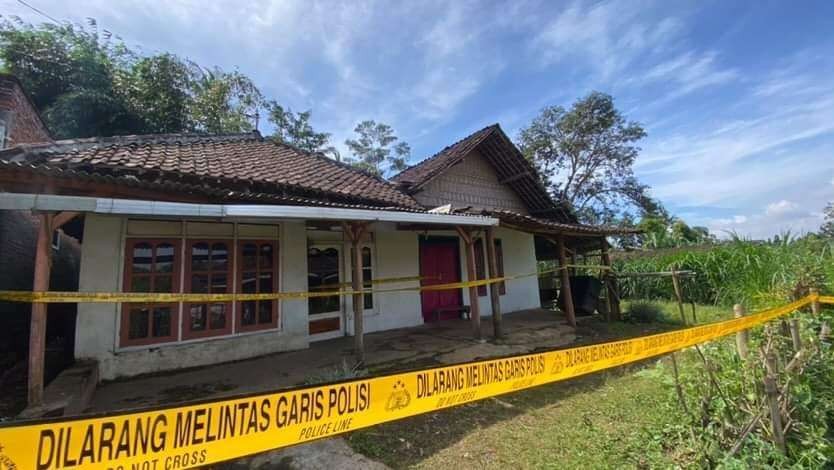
(28, 211), (78, 408)
(556, 235), (577, 327)
(600, 239), (621, 321)
(343, 221), (369, 364)
(455, 226), (482, 340)
(485, 226), (503, 339)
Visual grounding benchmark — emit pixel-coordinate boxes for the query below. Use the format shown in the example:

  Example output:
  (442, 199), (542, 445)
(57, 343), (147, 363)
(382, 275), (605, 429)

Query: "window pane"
(191, 242), (210, 271)
(259, 244), (273, 269)
(241, 301), (256, 325)
(209, 304), (226, 329)
(152, 306), (172, 337)
(258, 301), (272, 324)
(211, 243), (229, 271)
(156, 243), (175, 273)
(242, 243), (257, 270)
(259, 272), (273, 293)
(128, 307), (149, 339)
(132, 243), (152, 273)
(154, 275), (173, 293)
(363, 268), (372, 283)
(364, 293), (373, 310)
(362, 247), (371, 268)
(131, 276), (151, 293)
(241, 272), (257, 293)
(189, 305), (206, 331)
(191, 274), (209, 293)
(211, 273), (228, 293)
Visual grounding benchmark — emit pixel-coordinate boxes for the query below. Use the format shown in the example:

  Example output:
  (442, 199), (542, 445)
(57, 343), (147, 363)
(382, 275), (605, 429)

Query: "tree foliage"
(0, 17), (268, 138)
(518, 91), (652, 224)
(266, 102), (331, 153)
(344, 120), (410, 176)
(821, 202), (834, 238)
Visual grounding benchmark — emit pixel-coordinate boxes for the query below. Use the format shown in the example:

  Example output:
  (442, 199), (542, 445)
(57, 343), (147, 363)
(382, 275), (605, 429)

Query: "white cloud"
(765, 200), (800, 217)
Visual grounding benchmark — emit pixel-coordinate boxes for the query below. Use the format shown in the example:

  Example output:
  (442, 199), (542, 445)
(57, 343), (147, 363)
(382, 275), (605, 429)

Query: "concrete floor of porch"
(90, 308), (577, 413)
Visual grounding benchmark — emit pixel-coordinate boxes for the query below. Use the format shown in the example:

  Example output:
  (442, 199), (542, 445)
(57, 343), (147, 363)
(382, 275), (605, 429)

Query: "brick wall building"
(0, 74), (52, 148)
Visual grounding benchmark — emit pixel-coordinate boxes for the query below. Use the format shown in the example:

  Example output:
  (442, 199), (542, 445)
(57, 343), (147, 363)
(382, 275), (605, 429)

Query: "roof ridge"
(391, 123), (499, 181)
(46, 130), (264, 147)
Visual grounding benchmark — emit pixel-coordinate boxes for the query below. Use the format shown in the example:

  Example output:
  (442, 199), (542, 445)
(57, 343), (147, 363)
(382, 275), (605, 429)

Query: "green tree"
(120, 53), (196, 134)
(267, 102), (331, 153)
(518, 91), (650, 223)
(0, 18), (270, 137)
(821, 202), (834, 238)
(345, 120), (410, 176)
(189, 68), (263, 134)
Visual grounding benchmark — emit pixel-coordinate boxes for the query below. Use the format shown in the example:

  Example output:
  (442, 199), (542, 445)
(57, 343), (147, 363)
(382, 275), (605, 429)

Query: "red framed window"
(121, 239), (180, 346)
(237, 240), (279, 332)
(475, 238), (506, 297)
(183, 240), (233, 339)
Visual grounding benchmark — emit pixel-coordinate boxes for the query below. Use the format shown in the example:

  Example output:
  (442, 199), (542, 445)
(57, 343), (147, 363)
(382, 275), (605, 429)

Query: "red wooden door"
(420, 239), (462, 322)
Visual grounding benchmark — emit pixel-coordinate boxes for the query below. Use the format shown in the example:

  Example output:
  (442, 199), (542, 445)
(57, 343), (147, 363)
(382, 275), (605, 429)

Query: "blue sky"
(4, 0), (834, 239)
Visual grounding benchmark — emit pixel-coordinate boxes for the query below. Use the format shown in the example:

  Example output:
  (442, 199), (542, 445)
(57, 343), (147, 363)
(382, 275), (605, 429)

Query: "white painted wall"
(74, 215), (539, 380)
(74, 216), (309, 380)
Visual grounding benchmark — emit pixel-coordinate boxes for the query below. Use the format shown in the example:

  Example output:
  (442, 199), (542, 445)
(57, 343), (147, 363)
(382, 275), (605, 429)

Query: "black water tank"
(558, 275), (602, 316)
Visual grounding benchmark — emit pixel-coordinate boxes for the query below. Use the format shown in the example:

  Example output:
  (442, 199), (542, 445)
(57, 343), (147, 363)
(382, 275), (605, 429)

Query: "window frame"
(120, 238), (182, 347)
(236, 239), (280, 333)
(182, 239), (235, 340)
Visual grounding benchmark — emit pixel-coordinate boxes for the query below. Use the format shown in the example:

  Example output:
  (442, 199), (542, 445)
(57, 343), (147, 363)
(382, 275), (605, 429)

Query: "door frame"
(307, 242), (346, 341)
(418, 235), (463, 321)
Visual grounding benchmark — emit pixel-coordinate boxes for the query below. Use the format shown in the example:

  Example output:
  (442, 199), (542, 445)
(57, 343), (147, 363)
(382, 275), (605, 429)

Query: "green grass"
(347, 302), (732, 469)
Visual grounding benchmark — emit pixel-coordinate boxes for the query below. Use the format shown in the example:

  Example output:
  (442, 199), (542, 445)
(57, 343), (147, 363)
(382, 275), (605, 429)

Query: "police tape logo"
(550, 353), (565, 375)
(385, 380), (411, 411)
(0, 443), (16, 470)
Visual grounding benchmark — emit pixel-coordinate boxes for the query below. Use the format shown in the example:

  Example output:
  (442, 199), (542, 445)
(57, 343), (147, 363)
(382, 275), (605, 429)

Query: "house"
(0, 75), (632, 409)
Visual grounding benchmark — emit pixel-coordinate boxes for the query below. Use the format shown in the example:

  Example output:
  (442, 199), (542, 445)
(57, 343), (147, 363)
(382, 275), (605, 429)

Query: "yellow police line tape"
(0, 265), (605, 304)
(0, 295), (829, 469)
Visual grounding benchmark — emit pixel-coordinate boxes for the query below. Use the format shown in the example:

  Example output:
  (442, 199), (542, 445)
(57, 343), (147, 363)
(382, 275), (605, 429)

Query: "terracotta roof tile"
(0, 132), (421, 210)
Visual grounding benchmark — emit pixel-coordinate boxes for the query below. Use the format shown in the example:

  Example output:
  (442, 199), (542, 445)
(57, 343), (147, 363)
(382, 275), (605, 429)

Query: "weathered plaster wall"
(413, 149), (529, 214)
(356, 226), (423, 334)
(75, 216), (309, 380)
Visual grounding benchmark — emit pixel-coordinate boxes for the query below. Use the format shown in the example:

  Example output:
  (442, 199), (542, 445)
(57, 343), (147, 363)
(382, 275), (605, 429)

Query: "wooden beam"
(343, 221), (369, 363)
(485, 227), (503, 338)
(498, 171), (531, 184)
(455, 226), (482, 340)
(556, 235), (577, 327)
(600, 239), (621, 321)
(28, 212), (53, 407)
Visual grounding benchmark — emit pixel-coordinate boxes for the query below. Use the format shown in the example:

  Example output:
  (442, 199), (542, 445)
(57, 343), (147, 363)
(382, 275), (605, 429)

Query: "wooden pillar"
(28, 212), (53, 407)
(600, 239), (620, 321)
(343, 221), (369, 363)
(485, 226), (503, 339)
(456, 226), (482, 340)
(27, 210), (78, 407)
(556, 235), (576, 327)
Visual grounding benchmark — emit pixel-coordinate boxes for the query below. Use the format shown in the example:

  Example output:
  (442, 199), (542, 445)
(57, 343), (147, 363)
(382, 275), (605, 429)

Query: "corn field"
(613, 236), (834, 309)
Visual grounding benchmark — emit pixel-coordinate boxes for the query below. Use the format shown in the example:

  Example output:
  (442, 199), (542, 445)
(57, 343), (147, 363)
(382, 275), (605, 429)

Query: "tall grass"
(614, 235), (834, 309)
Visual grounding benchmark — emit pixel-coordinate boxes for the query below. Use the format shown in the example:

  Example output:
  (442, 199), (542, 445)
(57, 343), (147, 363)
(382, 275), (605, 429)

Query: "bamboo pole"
(671, 269), (687, 326)
(600, 240), (620, 321)
(789, 318), (802, 352)
(764, 351), (787, 454)
(555, 235), (576, 327)
(456, 227), (482, 340)
(485, 227), (503, 339)
(734, 304), (749, 361)
(343, 221), (369, 363)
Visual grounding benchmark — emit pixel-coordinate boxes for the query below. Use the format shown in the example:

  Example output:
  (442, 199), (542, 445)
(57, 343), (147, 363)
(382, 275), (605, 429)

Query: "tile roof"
(485, 209), (641, 236)
(392, 124), (578, 223)
(0, 132), (422, 210)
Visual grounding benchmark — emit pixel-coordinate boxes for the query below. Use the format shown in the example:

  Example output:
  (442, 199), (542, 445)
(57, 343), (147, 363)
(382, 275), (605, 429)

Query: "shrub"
(626, 301), (665, 323)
